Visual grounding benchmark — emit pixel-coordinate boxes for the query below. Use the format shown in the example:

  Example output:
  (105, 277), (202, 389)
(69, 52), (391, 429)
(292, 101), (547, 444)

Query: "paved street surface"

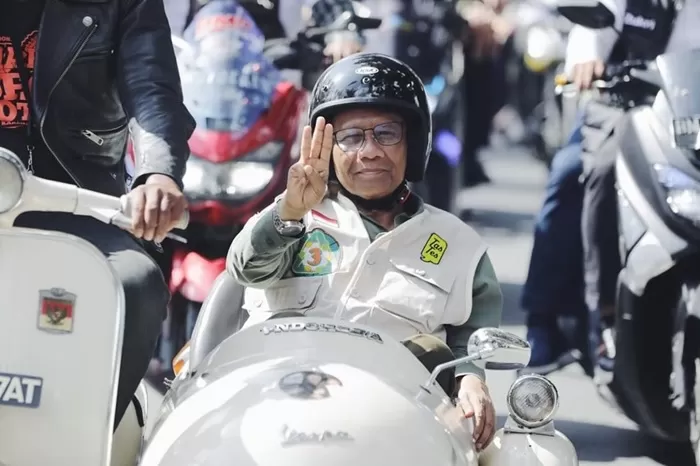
(144, 145), (695, 465)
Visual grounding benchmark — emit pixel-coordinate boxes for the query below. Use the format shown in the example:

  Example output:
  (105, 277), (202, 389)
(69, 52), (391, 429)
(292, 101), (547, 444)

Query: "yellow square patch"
(420, 233), (448, 265)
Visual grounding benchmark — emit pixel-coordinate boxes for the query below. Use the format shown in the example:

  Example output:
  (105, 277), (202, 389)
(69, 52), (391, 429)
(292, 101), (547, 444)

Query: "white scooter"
(0, 147), (187, 465)
(141, 273), (579, 465)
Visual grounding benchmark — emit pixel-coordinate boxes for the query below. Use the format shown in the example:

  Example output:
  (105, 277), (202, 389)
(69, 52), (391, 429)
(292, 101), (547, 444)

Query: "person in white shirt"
(228, 53), (503, 451)
(521, 0), (692, 377)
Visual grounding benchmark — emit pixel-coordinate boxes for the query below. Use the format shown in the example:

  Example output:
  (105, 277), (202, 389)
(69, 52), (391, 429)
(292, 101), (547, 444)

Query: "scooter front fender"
(479, 429), (578, 466)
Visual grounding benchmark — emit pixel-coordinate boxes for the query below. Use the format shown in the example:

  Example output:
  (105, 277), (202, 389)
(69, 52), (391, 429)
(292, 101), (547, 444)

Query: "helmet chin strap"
(340, 182), (410, 212)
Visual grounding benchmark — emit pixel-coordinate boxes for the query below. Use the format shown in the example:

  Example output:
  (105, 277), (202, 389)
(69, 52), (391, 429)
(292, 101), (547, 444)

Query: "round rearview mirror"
(467, 328), (531, 370)
(0, 147), (26, 214)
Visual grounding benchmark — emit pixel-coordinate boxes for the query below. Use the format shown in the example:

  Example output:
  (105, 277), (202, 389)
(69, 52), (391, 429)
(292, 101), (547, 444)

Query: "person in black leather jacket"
(1, 0), (194, 428)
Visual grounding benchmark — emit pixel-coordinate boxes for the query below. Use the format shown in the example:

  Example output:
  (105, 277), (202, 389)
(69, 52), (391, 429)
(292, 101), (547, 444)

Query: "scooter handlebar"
(553, 59), (652, 91)
(0, 147), (189, 240)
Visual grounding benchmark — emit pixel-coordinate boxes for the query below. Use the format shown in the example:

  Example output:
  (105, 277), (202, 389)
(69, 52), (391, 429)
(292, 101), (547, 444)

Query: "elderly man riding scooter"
(229, 52), (503, 451)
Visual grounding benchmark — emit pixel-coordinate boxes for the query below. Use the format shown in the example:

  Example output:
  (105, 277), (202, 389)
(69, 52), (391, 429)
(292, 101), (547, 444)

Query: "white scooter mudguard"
(0, 228), (124, 465)
(479, 428), (578, 466)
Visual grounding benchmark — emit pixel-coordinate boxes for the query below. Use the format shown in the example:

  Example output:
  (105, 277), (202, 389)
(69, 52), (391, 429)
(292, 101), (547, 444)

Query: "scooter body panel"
(0, 228), (124, 465)
(480, 428), (578, 466)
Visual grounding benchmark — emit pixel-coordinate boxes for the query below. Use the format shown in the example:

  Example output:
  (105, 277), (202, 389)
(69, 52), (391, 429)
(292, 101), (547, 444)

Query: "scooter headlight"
(654, 164), (700, 226)
(506, 374), (559, 428)
(0, 148), (26, 214)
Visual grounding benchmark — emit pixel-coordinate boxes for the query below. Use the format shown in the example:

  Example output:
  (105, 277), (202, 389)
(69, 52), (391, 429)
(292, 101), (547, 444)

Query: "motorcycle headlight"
(506, 374), (559, 428)
(226, 161), (275, 197)
(183, 141), (283, 200)
(524, 26), (562, 73)
(654, 163), (700, 226)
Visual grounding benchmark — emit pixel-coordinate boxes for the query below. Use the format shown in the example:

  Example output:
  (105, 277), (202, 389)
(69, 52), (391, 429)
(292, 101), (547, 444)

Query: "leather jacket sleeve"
(117, 0), (195, 189)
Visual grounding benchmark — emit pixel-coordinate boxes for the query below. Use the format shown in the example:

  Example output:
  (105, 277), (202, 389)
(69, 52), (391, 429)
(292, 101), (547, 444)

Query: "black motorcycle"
(560, 1), (700, 460)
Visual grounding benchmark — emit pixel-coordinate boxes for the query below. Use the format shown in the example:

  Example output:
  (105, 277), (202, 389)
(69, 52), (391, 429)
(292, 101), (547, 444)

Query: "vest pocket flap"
(244, 277), (323, 313)
(388, 259), (456, 293)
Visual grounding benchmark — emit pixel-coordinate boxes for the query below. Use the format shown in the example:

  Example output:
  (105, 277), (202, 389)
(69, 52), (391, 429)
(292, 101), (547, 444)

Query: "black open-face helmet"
(308, 53), (432, 182)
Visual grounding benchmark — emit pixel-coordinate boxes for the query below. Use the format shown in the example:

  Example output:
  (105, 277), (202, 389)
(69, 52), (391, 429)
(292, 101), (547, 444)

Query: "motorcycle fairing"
(614, 79), (700, 441)
(177, 0), (305, 226)
(186, 81), (302, 164)
(184, 81), (303, 228)
(616, 98), (700, 296)
(0, 229), (123, 465)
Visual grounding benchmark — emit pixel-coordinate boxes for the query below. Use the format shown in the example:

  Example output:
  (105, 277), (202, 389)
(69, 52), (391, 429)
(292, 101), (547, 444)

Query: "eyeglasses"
(333, 121), (404, 153)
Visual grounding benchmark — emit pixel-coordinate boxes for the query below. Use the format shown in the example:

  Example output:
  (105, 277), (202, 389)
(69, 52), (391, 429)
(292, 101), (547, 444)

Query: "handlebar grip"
(120, 195), (190, 230)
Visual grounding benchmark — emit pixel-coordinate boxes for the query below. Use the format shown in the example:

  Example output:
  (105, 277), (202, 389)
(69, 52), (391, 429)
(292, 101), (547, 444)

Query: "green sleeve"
(226, 209), (303, 288)
(446, 252), (503, 381)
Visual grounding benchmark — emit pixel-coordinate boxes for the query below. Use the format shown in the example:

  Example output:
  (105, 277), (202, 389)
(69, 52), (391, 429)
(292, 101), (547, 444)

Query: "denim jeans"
(520, 119), (588, 365)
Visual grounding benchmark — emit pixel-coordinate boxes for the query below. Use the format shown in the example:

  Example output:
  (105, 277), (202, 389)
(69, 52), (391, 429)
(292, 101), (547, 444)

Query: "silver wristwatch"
(272, 202), (305, 237)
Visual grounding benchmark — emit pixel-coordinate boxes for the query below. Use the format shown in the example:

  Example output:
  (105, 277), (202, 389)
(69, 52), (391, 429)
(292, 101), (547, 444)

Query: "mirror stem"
(422, 347), (494, 391)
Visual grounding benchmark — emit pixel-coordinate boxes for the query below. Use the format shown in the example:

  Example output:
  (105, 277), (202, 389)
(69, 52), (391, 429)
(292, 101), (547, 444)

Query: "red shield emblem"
(37, 288), (76, 334)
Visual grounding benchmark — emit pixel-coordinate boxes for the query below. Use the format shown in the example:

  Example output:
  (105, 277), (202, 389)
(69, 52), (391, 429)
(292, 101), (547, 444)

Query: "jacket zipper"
(39, 21), (99, 187)
(81, 129), (104, 146)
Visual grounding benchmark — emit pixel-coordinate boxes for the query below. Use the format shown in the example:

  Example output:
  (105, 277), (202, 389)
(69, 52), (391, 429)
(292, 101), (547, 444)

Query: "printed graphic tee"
(0, 1), (69, 181)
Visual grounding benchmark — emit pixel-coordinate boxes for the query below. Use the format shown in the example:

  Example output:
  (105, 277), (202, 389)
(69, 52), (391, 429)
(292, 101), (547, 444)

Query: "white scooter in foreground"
(141, 272), (579, 465)
(0, 148), (187, 465)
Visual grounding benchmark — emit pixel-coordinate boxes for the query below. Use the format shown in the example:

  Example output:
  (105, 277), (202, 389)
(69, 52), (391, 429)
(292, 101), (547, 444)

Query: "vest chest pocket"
(373, 258), (457, 333)
(243, 277), (324, 317)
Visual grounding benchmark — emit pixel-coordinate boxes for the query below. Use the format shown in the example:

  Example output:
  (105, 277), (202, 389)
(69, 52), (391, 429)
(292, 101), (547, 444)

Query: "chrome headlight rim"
(506, 374), (559, 428)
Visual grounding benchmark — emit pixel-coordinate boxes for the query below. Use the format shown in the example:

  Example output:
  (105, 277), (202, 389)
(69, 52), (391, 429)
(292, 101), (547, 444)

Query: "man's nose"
(357, 134), (383, 159)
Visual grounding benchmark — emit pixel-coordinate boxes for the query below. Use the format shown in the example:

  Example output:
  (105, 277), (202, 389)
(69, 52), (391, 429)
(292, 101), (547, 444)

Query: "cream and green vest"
(242, 194), (487, 342)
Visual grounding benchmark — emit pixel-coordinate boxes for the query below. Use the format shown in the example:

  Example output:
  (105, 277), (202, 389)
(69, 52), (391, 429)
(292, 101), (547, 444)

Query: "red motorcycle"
(147, 0), (381, 372)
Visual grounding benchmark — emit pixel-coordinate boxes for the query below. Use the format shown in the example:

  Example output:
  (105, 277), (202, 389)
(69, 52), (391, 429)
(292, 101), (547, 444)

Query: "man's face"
(331, 108), (407, 199)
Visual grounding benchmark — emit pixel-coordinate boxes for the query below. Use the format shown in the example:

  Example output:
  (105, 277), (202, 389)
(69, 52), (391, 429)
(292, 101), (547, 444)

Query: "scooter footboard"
(0, 229), (124, 465)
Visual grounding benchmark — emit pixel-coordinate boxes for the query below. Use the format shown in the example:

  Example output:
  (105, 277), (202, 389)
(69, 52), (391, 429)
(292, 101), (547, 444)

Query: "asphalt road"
(144, 144), (695, 465)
